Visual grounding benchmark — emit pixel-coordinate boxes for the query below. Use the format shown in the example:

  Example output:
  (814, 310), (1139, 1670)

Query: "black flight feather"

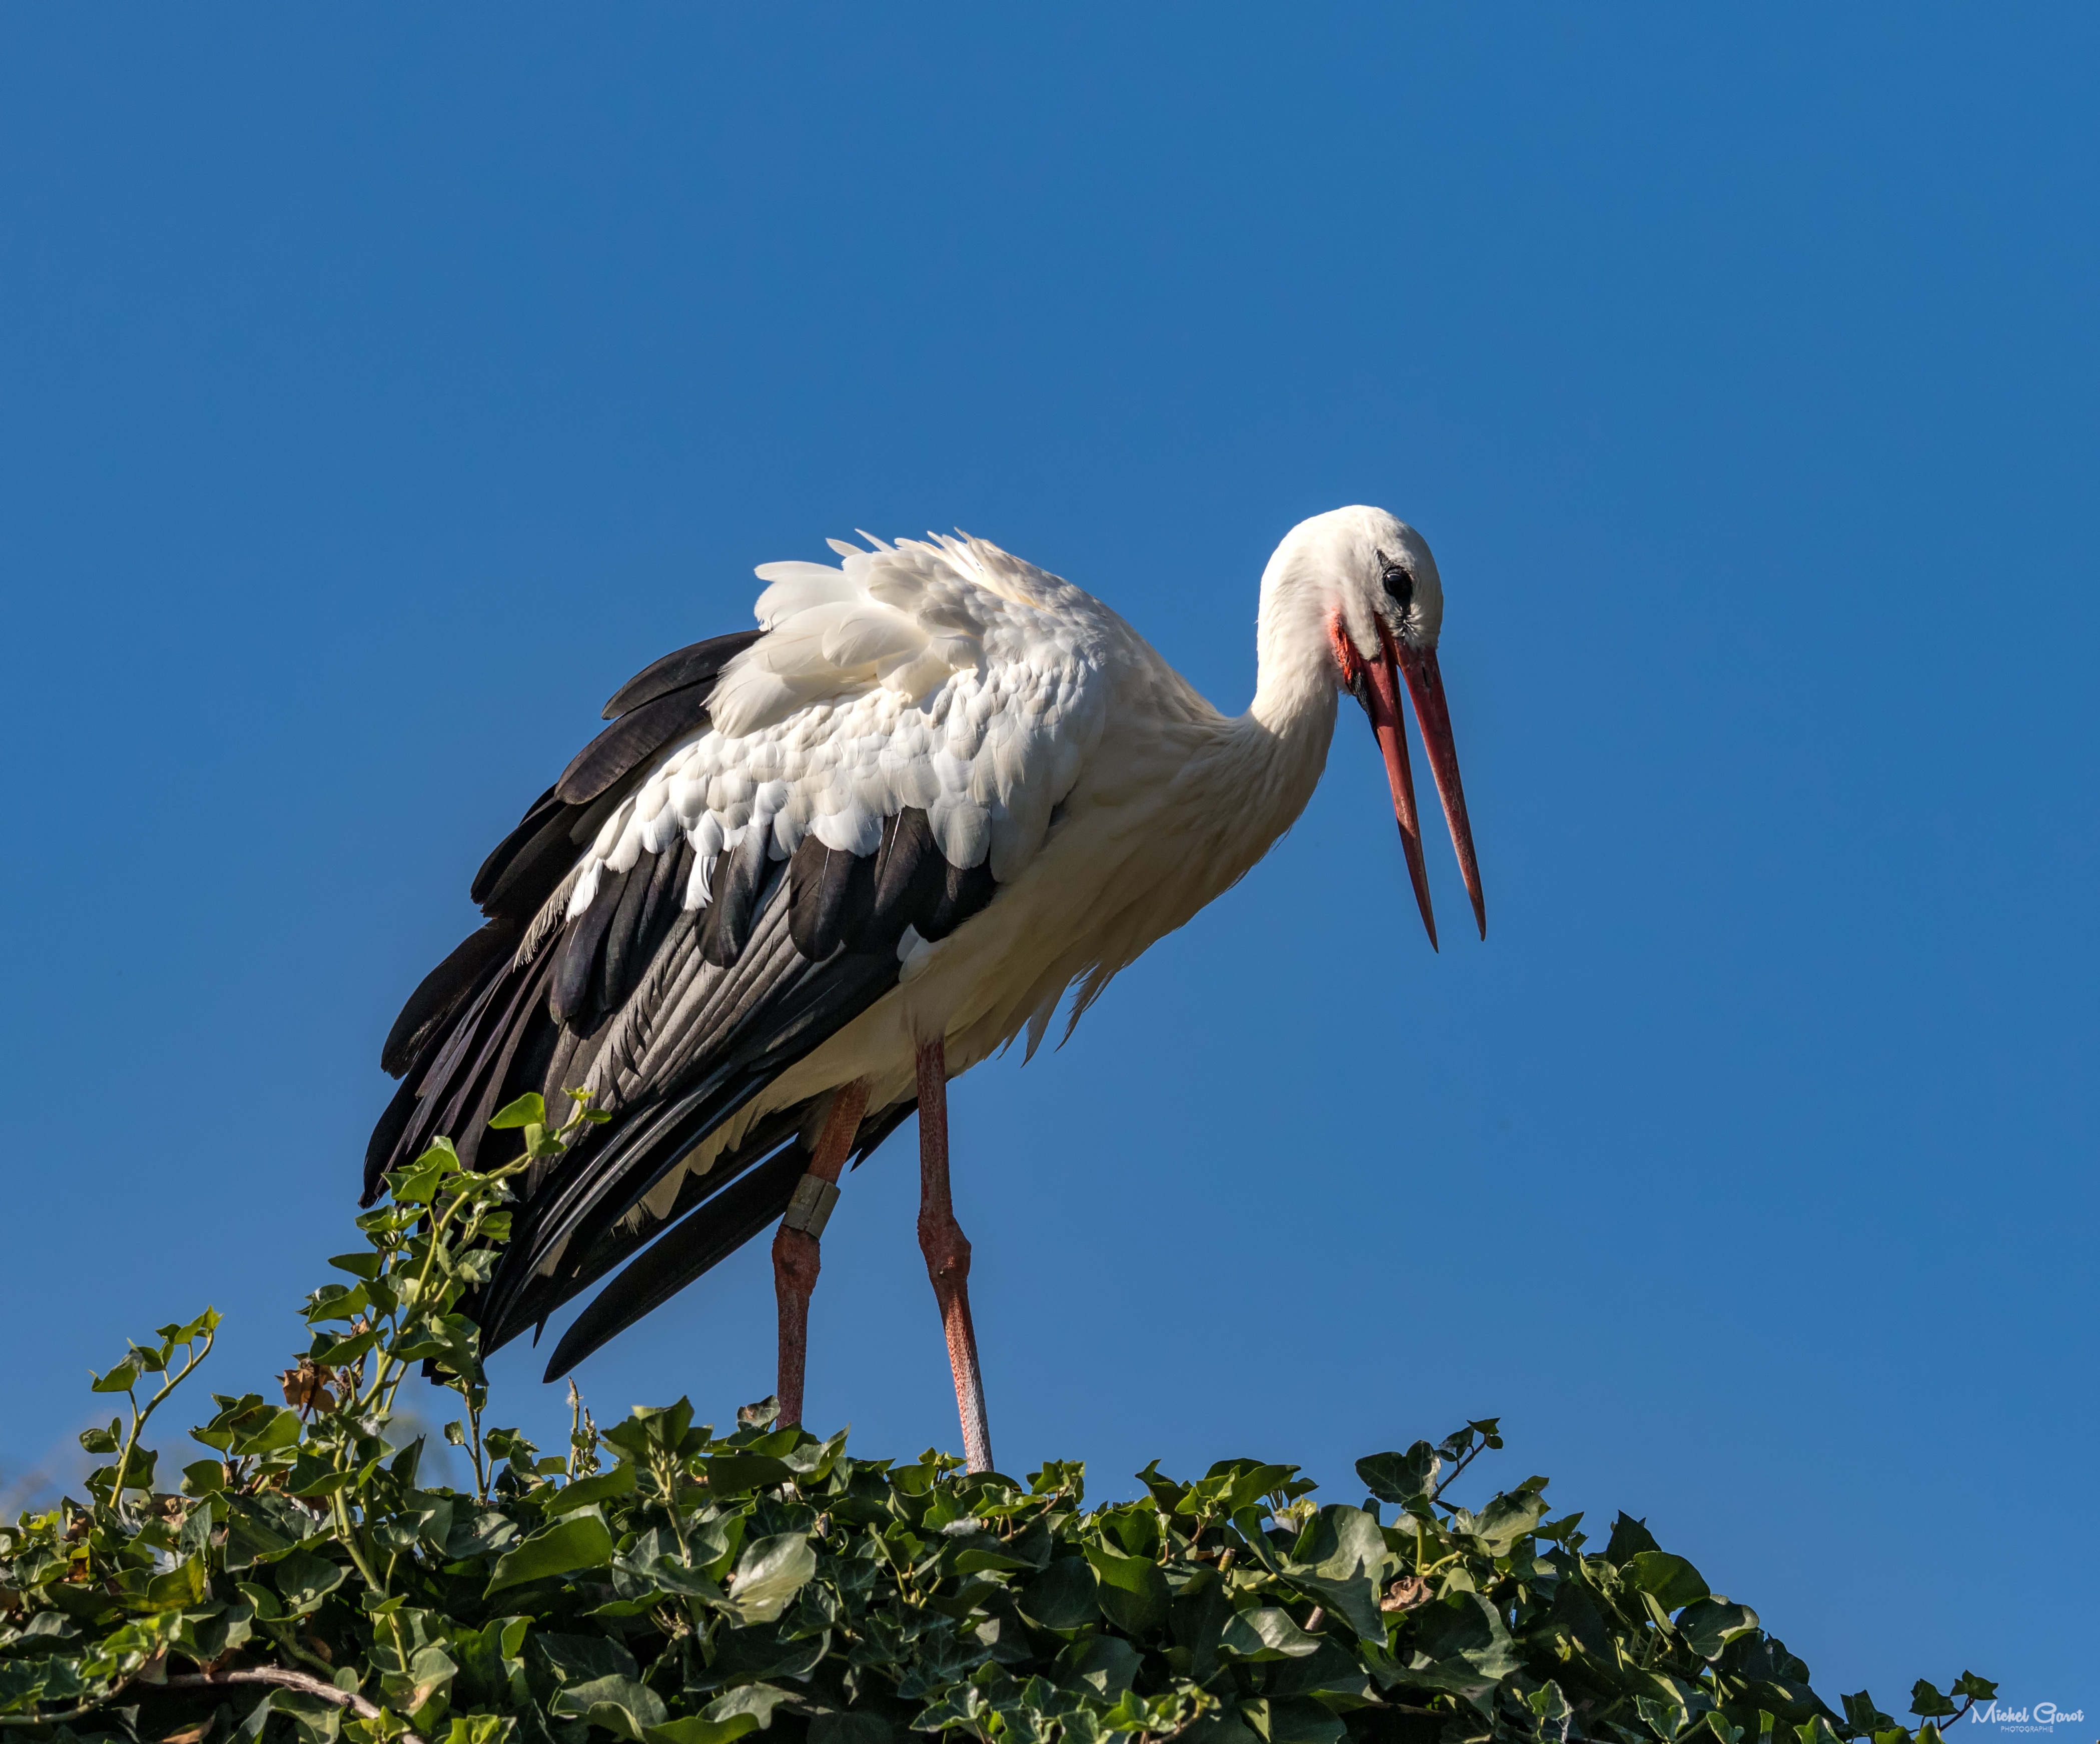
(927, 856), (998, 940)
(599, 845), (661, 1012)
(599, 630), (761, 720)
(556, 685), (716, 807)
(788, 834), (879, 959)
(477, 925), (899, 1348)
(549, 868), (630, 1028)
(363, 1074), (423, 1204)
(477, 782), (628, 925)
(698, 828), (771, 967)
(487, 1100), (814, 1343)
(606, 839), (690, 1009)
(545, 1144), (810, 1378)
(380, 918), (518, 1078)
(470, 630), (757, 919)
(540, 1096), (919, 1379)
(868, 808), (947, 950)
(470, 786), (563, 911)
(428, 952), (560, 1173)
(634, 837), (693, 968)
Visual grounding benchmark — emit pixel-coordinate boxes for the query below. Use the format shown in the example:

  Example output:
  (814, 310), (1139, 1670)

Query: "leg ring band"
(782, 1174), (841, 1239)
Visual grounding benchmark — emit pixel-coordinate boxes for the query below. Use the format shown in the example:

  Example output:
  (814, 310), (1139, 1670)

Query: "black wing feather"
(364, 1073), (422, 1194)
(869, 808), (946, 946)
(541, 1096), (918, 1380)
(557, 685), (715, 806)
(928, 854), (998, 939)
(789, 833), (880, 959)
(599, 631), (764, 720)
(380, 918), (518, 1077)
(498, 1101), (815, 1339)
(475, 895), (895, 1344)
(549, 866), (630, 1028)
(427, 954), (561, 1174)
(608, 836), (691, 1009)
(698, 826), (771, 966)
(470, 786), (564, 911)
(469, 629), (761, 920)
(475, 782), (626, 925)
(545, 1145), (811, 1379)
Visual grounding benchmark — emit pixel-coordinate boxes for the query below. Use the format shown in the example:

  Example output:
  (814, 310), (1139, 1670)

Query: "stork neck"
(1237, 565), (1341, 816)
(1248, 566), (1341, 745)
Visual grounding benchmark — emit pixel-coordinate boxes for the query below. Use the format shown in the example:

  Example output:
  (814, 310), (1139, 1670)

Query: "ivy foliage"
(2, 1100), (1993, 1744)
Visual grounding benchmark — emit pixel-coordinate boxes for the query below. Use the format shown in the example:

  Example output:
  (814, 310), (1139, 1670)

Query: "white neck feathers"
(1223, 548), (1341, 846)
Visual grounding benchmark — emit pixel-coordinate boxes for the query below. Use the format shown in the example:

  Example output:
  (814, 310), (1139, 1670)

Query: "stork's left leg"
(916, 1037), (994, 1473)
(772, 1079), (871, 1430)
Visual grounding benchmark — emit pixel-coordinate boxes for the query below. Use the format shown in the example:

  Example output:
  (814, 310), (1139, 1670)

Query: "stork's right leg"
(916, 1037), (994, 1473)
(772, 1079), (870, 1429)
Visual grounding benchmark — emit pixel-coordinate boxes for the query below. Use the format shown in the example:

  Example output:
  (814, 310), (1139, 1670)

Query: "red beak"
(1361, 637), (1486, 949)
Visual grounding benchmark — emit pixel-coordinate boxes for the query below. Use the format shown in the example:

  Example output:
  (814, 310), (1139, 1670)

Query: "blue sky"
(3, 3), (2095, 1719)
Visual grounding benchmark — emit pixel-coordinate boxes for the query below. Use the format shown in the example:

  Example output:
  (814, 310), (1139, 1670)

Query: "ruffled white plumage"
(563, 532), (1111, 922)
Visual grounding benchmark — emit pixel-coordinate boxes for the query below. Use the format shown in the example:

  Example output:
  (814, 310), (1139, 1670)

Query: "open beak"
(1360, 637), (1486, 949)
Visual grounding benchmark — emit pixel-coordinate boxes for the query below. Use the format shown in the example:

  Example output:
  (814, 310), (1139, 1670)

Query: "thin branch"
(1, 1665), (424, 1741)
(165, 1668), (403, 1722)
(1431, 1445), (1482, 1504)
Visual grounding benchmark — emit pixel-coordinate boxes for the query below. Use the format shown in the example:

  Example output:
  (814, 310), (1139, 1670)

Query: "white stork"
(369, 505), (1484, 1471)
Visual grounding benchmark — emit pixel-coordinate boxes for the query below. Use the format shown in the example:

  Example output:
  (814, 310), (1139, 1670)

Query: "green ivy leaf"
(275, 1547), (350, 1614)
(1243, 1696), (1344, 1744)
(231, 1406), (304, 1457)
(543, 1461), (637, 1516)
(485, 1508), (616, 1593)
(1015, 1556), (1100, 1632)
(704, 1452), (795, 1495)
(1282, 1506), (1395, 1641)
(1060, 1635), (1141, 1698)
(1468, 1481), (1550, 1555)
(557, 1674), (669, 1743)
(1626, 1550), (1711, 1612)
(1083, 1541), (1170, 1635)
(1219, 1607), (1321, 1661)
(728, 1533), (818, 1624)
(1605, 1512), (1662, 1563)
(223, 1491), (311, 1571)
(1678, 1598), (1760, 1659)
(1355, 1444), (1440, 1505)
(644, 1684), (794, 1744)
(489, 1093), (548, 1129)
(91, 1357), (142, 1394)
(139, 1554), (210, 1613)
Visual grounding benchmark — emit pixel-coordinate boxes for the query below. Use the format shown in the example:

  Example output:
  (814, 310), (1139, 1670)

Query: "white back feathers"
(567, 532), (1111, 921)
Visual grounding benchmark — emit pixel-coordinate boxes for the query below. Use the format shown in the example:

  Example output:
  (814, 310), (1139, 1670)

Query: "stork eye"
(1377, 549), (1415, 618)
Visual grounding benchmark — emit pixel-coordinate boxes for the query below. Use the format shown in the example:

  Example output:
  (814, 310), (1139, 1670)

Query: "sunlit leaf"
(486, 1510), (615, 1593)
(728, 1532), (817, 1623)
(489, 1093), (548, 1129)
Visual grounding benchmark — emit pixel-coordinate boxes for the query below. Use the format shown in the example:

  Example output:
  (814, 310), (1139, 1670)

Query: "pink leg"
(773, 1079), (870, 1429)
(917, 1037), (993, 1473)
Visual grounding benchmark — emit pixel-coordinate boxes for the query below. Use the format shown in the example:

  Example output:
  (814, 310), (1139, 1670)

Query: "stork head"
(1269, 505), (1486, 949)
